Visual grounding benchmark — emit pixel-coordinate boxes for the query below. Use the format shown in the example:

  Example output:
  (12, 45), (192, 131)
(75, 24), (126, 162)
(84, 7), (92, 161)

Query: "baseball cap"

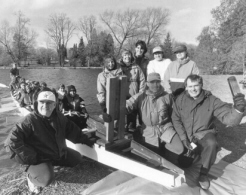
(37, 91), (56, 102)
(147, 72), (161, 82)
(152, 46), (163, 54)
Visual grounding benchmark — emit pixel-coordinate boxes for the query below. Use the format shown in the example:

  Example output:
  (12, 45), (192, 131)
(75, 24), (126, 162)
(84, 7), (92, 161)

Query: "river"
(0, 68), (102, 176)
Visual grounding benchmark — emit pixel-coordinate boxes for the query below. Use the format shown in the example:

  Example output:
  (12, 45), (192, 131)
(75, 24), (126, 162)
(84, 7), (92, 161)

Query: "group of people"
(4, 39), (246, 193)
(96, 41), (246, 190)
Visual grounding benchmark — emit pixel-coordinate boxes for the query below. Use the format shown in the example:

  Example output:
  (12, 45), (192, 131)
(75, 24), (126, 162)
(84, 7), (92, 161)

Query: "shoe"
(198, 174), (210, 190)
(27, 176), (42, 194)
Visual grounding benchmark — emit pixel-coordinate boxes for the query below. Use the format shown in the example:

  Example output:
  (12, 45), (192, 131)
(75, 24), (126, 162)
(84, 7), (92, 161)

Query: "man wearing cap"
(163, 44), (199, 94)
(5, 88), (93, 193)
(126, 72), (184, 161)
(134, 40), (149, 79)
(147, 46), (172, 87)
(119, 49), (146, 130)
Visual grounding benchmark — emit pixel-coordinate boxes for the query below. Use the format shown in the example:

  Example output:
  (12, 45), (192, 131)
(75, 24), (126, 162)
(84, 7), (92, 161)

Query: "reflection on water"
(0, 68), (102, 176)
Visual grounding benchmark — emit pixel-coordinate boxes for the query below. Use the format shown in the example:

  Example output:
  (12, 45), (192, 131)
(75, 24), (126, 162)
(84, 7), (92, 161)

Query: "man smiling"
(5, 88), (93, 193)
(172, 74), (246, 190)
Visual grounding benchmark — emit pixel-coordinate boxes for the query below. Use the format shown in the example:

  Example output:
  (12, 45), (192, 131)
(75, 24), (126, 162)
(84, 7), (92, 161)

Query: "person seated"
(126, 73), (184, 163)
(57, 84), (67, 111)
(63, 85), (89, 129)
(97, 55), (123, 122)
(9, 75), (21, 97)
(19, 84), (34, 111)
(4, 88), (93, 193)
(172, 74), (246, 190)
(40, 82), (47, 89)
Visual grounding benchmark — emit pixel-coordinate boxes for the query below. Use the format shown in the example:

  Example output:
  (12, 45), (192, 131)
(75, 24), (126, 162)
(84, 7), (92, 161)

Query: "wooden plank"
(117, 76), (127, 139)
(66, 140), (185, 188)
(105, 77), (117, 142)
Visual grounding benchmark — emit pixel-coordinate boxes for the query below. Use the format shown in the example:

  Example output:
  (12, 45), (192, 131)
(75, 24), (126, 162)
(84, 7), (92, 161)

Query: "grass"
(1, 75), (246, 194)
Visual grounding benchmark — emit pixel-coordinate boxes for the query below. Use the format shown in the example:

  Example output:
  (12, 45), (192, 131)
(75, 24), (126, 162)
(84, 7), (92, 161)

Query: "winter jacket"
(172, 90), (244, 142)
(134, 55), (149, 79)
(126, 87), (175, 147)
(147, 58), (172, 86)
(119, 60), (146, 99)
(97, 67), (123, 104)
(163, 58), (199, 93)
(5, 110), (87, 165)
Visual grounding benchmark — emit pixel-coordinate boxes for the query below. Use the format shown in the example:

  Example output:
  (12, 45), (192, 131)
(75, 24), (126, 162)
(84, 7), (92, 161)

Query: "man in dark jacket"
(172, 74), (245, 190)
(5, 88), (93, 193)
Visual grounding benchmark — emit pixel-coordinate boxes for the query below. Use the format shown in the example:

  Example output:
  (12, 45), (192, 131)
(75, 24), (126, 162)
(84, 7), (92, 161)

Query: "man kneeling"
(172, 74), (245, 190)
(126, 73), (184, 162)
(5, 88), (93, 193)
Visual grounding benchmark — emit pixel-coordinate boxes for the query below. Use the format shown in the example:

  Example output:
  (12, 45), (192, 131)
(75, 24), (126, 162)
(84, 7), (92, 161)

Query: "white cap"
(37, 91), (56, 102)
(152, 46), (163, 54)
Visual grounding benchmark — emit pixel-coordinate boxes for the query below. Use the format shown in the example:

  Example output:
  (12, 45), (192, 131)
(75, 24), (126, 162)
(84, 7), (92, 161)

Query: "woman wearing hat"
(147, 46), (172, 87)
(134, 40), (149, 79)
(163, 44), (199, 94)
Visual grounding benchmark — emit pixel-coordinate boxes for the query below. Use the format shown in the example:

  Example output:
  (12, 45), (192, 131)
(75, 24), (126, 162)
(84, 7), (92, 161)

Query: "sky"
(0, 0), (221, 48)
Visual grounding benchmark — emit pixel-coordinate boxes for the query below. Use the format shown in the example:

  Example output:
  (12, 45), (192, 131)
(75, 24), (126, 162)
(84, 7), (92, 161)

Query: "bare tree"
(0, 11), (37, 66)
(78, 15), (97, 42)
(46, 13), (76, 66)
(140, 8), (170, 45)
(100, 9), (142, 56)
(77, 15), (97, 66)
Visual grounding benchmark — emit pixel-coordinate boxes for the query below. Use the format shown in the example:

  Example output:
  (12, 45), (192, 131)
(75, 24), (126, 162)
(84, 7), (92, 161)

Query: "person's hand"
(233, 93), (246, 113)
(81, 134), (94, 147)
(182, 139), (193, 150)
(102, 112), (112, 123)
(84, 113), (89, 119)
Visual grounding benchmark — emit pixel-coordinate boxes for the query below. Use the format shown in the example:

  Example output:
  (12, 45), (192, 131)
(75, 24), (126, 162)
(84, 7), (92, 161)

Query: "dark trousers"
(27, 147), (83, 187)
(196, 133), (218, 175)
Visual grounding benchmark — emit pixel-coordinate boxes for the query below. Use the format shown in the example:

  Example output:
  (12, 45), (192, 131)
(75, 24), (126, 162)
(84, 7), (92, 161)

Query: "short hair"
(184, 74), (203, 87)
(135, 40), (147, 55)
(103, 55), (117, 68)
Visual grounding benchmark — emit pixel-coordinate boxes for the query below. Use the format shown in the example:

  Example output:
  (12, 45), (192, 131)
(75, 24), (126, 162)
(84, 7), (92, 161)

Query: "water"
(0, 68), (102, 176)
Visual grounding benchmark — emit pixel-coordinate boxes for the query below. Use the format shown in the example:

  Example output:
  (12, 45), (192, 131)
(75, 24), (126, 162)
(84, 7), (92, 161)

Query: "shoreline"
(0, 66), (102, 70)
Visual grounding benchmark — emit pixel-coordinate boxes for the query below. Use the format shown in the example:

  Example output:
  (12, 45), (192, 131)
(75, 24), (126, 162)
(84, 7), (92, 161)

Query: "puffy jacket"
(126, 87), (174, 147)
(5, 110), (86, 165)
(134, 54), (149, 79)
(119, 59), (146, 98)
(97, 67), (123, 104)
(172, 90), (244, 142)
(163, 58), (199, 93)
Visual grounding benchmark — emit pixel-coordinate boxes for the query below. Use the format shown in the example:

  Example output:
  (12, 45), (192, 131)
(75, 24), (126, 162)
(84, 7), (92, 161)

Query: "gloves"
(233, 93), (246, 113)
(182, 139), (193, 150)
(99, 102), (112, 123)
(81, 134), (94, 148)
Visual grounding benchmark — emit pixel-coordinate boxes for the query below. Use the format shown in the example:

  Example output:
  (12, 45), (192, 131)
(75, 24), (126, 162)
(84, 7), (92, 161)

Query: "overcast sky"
(0, 0), (221, 48)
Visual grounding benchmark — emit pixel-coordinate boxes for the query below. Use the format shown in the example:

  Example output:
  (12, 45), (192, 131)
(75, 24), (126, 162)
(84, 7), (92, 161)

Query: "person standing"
(134, 40), (149, 79)
(10, 63), (19, 78)
(119, 49), (146, 130)
(97, 56), (123, 122)
(172, 74), (245, 190)
(147, 46), (172, 88)
(5, 88), (93, 193)
(163, 44), (199, 94)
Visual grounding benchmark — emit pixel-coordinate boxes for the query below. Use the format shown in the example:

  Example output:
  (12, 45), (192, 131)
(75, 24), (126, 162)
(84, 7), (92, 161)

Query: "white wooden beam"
(66, 140), (185, 188)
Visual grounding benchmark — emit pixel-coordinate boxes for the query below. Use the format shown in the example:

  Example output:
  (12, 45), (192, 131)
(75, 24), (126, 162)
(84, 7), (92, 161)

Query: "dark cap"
(173, 44), (187, 54)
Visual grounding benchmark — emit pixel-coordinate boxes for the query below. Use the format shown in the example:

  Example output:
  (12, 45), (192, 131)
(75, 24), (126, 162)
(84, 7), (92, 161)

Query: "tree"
(36, 47), (57, 66)
(100, 9), (142, 56)
(163, 32), (174, 60)
(0, 11), (37, 66)
(141, 8), (170, 45)
(46, 13), (76, 67)
(78, 37), (86, 66)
